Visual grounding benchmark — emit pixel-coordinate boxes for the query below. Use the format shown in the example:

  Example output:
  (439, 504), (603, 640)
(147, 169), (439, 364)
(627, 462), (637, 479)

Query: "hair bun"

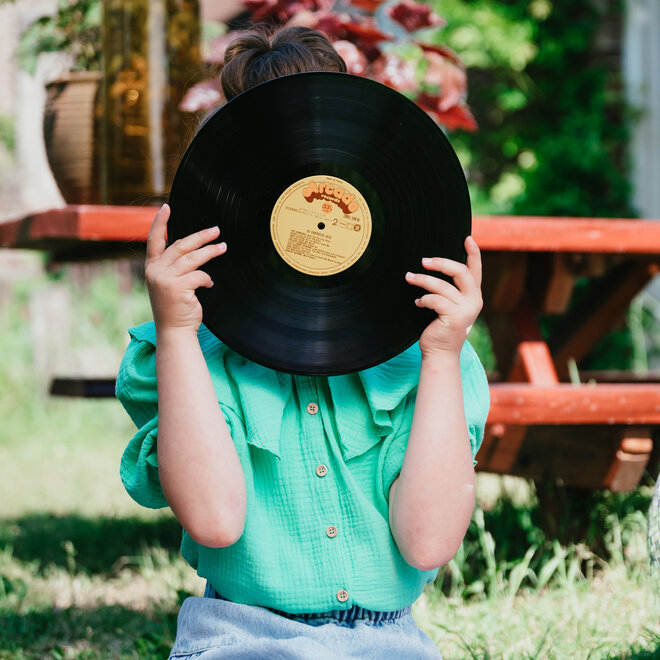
(223, 32), (271, 66)
(220, 26), (346, 101)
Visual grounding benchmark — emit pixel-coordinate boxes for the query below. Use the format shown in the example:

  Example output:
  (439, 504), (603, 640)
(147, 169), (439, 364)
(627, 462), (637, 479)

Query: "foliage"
(180, 0), (476, 132)
(433, 0), (634, 219)
(0, 114), (15, 153)
(14, 0), (102, 75)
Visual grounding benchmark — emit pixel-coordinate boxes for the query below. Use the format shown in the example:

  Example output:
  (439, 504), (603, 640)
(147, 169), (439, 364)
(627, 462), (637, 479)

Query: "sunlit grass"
(0, 257), (658, 658)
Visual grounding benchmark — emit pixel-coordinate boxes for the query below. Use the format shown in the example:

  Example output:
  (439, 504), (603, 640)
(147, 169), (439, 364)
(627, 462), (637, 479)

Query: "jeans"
(167, 582), (443, 659)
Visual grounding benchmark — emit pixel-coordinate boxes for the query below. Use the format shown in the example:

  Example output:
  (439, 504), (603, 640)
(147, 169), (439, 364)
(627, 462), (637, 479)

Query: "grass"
(1, 256), (659, 658)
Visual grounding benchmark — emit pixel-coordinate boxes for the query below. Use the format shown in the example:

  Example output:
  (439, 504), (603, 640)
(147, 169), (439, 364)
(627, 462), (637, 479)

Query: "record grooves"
(168, 71), (471, 376)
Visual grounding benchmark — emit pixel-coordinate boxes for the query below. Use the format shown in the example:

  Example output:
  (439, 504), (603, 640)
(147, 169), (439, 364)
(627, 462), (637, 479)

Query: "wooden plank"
(578, 370), (660, 382)
(517, 341), (560, 385)
(488, 383), (660, 424)
(496, 425), (640, 489)
(76, 205), (156, 241)
(603, 430), (653, 492)
(474, 216), (660, 253)
(3, 211), (660, 253)
(605, 450), (652, 491)
(50, 377), (117, 398)
(0, 205), (157, 247)
(542, 253), (578, 313)
(549, 261), (659, 378)
(481, 253), (527, 313)
(487, 331), (559, 472)
(486, 425), (527, 473)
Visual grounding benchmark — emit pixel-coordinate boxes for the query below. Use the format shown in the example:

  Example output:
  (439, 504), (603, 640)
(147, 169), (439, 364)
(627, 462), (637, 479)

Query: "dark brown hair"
(220, 26), (347, 100)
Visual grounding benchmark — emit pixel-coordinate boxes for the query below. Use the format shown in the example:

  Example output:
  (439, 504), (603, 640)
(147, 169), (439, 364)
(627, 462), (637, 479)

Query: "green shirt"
(117, 321), (490, 613)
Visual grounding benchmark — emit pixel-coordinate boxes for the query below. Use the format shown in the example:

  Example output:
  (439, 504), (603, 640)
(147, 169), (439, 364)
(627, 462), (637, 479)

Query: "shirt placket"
(298, 376), (351, 608)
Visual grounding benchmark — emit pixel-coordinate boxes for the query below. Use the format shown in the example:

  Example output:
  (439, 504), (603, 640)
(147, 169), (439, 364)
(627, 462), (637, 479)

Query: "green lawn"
(1, 258), (659, 659)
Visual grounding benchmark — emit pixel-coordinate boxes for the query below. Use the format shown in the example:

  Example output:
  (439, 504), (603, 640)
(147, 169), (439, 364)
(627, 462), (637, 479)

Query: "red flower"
(416, 41), (462, 66)
(341, 16), (394, 45)
(333, 40), (368, 75)
(370, 53), (417, 92)
(417, 93), (477, 131)
(387, 1), (445, 32)
(348, 0), (387, 9)
(245, 0), (333, 23)
(422, 52), (466, 111)
(296, 10), (393, 48)
(179, 79), (224, 113)
(313, 10), (346, 39)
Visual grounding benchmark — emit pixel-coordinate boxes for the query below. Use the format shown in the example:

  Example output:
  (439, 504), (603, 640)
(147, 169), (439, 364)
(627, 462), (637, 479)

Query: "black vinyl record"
(168, 71), (470, 376)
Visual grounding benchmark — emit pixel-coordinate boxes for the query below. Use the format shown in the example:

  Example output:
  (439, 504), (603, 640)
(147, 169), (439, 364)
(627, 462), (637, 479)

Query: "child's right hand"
(144, 203), (227, 335)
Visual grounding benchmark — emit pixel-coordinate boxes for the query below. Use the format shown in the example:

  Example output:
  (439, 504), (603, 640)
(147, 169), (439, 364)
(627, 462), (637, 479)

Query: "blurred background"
(0, 0), (659, 658)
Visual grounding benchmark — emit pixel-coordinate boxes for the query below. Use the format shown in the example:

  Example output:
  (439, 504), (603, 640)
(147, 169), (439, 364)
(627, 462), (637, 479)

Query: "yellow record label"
(270, 175), (372, 276)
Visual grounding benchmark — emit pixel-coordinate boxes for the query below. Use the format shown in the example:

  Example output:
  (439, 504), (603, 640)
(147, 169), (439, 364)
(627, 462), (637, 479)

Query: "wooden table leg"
(548, 260), (659, 380)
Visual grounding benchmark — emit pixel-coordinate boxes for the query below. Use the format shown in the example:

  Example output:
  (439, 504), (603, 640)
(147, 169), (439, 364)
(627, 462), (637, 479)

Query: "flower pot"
(43, 70), (102, 204)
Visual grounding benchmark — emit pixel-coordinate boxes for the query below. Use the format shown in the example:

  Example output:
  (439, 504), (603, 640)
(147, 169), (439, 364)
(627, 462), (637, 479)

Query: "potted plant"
(15, 0), (102, 204)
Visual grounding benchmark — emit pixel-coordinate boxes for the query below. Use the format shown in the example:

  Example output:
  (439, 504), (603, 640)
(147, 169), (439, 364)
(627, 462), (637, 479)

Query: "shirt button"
(336, 589), (349, 603)
(315, 464), (328, 477)
(306, 402), (319, 415)
(326, 525), (338, 538)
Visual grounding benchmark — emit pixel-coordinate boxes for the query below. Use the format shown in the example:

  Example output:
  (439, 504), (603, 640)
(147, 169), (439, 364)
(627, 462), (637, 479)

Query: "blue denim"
(167, 582), (442, 659)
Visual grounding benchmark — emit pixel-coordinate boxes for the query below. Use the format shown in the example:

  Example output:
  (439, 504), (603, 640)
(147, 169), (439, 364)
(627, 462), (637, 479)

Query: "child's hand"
(405, 235), (483, 358)
(145, 204), (227, 335)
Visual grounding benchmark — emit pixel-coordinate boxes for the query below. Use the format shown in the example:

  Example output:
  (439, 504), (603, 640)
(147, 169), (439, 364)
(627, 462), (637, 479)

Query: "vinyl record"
(168, 71), (470, 376)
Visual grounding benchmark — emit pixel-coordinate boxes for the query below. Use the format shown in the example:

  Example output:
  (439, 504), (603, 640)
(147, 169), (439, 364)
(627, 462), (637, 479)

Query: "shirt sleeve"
(116, 325), (249, 509)
(116, 330), (167, 509)
(377, 340), (490, 505)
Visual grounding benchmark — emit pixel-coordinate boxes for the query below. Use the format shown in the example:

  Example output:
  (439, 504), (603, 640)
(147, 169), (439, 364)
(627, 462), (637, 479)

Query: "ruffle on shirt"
(119, 322), (424, 464)
(327, 344), (422, 461)
(124, 322), (287, 459)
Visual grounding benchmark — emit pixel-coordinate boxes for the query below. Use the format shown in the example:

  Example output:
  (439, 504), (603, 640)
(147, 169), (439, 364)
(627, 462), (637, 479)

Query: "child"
(117, 26), (490, 660)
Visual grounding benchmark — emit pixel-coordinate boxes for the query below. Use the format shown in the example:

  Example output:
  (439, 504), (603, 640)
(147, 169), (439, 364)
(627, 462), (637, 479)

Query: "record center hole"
(317, 222), (325, 230)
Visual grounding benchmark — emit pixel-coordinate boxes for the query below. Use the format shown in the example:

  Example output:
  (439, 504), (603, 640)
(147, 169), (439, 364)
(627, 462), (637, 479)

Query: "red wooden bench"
(3, 207), (660, 491)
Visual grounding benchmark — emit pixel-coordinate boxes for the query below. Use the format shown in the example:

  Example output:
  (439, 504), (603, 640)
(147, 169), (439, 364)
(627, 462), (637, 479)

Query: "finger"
(465, 236), (482, 289)
(168, 241), (227, 275)
(405, 271), (462, 305)
(414, 293), (456, 316)
(145, 204), (170, 265)
(180, 269), (214, 290)
(420, 256), (479, 300)
(160, 225), (221, 268)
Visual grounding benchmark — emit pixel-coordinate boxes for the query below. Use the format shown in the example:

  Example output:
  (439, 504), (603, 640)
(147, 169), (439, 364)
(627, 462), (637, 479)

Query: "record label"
(270, 174), (372, 276)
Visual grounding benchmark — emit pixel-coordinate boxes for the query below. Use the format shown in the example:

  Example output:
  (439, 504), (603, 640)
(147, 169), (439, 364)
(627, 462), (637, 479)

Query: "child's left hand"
(405, 235), (483, 358)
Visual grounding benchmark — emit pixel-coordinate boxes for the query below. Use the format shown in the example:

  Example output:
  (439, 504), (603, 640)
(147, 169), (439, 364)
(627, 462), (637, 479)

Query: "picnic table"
(2, 206), (660, 493)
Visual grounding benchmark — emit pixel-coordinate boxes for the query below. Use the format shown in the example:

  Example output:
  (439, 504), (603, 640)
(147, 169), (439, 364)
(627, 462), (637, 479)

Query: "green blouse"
(117, 321), (490, 614)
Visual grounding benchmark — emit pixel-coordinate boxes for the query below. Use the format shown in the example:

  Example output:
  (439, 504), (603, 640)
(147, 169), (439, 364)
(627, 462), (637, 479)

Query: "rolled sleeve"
(116, 323), (249, 509)
(377, 341), (491, 506)
(377, 392), (417, 507)
(116, 328), (167, 508)
(462, 342), (490, 466)
(120, 416), (168, 509)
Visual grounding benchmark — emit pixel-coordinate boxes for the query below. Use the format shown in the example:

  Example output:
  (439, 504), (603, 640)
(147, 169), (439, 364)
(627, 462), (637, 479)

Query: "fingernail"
(210, 225), (220, 232)
(405, 271), (414, 279)
(414, 298), (420, 305)
(422, 257), (432, 264)
(467, 235), (475, 243)
(219, 242), (227, 250)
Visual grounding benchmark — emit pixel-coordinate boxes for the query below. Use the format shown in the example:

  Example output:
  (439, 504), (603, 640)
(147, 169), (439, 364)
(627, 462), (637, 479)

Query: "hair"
(220, 26), (347, 100)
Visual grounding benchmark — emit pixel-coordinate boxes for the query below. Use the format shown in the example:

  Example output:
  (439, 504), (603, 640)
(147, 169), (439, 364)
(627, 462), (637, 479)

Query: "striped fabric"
(117, 321), (490, 614)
